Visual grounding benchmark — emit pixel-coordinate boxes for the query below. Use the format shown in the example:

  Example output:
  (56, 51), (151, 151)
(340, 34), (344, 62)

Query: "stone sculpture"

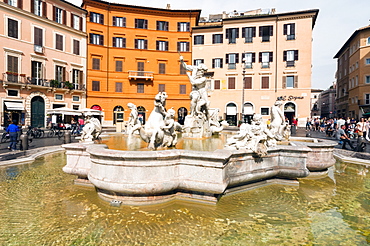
(126, 103), (141, 135)
(209, 108), (229, 134)
(226, 114), (275, 157)
(180, 55), (213, 138)
(139, 92), (181, 150)
(270, 101), (291, 141)
(80, 114), (102, 142)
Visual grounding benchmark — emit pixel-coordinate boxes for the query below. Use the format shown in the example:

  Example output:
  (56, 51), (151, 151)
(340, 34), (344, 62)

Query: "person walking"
(6, 120), (20, 151)
(336, 125), (355, 150)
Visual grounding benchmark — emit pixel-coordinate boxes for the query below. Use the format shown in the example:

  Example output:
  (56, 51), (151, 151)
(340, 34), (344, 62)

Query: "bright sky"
(68, 0), (370, 90)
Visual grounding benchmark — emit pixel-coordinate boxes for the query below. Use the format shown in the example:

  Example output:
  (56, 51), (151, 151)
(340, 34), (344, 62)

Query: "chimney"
(166, 4), (170, 9)
(271, 8), (276, 14)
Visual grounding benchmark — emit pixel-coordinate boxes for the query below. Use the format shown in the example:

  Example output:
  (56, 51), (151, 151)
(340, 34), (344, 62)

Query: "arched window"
(113, 106), (124, 124)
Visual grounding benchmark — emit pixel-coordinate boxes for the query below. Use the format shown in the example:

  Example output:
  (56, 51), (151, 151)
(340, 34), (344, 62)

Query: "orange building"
(83, 0), (201, 126)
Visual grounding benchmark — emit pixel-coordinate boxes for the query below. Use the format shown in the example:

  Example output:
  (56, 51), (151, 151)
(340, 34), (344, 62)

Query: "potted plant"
(64, 81), (74, 90)
(50, 80), (60, 88)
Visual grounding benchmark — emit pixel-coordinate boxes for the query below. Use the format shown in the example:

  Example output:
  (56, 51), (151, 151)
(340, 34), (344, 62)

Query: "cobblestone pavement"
(0, 127), (369, 160)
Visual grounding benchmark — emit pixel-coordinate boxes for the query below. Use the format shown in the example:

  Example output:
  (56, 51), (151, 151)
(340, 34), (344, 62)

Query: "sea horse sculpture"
(139, 92), (181, 150)
(80, 114), (102, 142)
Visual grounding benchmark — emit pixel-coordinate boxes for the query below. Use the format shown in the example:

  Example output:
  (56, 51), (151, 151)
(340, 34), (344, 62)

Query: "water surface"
(0, 153), (369, 245)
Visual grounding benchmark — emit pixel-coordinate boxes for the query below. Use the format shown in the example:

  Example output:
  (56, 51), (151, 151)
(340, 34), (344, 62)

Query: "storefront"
(3, 101), (25, 127)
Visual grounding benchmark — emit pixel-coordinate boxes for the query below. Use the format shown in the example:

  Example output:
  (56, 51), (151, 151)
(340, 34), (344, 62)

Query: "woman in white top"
(356, 118), (367, 139)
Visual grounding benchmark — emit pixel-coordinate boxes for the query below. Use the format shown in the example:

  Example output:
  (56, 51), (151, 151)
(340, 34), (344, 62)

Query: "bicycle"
(26, 126), (44, 138)
(1, 131), (10, 143)
(47, 126), (64, 138)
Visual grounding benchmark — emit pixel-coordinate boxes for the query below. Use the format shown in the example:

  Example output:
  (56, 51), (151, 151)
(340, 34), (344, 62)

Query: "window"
(115, 60), (123, 72)
(157, 21), (168, 31)
(228, 77), (235, 89)
(366, 76), (370, 84)
(113, 16), (126, 27)
(180, 84), (186, 94)
(113, 37), (126, 48)
(158, 84), (165, 92)
(259, 26), (273, 42)
(72, 69), (82, 89)
(34, 27), (43, 46)
(90, 33), (103, 45)
(180, 64), (186, 74)
(259, 52), (273, 68)
(33, 0), (43, 16)
(135, 19), (148, 29)
(366, 58), (370, 65)
(367, 37), (370, 45)
(261, 107), (269, 115)
(92, 58), (100, 70)
(285, 76), (295, 88)
(8, 89), (18, 97)
(212, 58), (223, 68)
(54, 7), (64, 24)
(55, 65), (65, 82)
(194, 35), (204, 45)
(365, 94), (370, 104)
(194, 59), (204, 66)
(178, 22), (190, 32)
(242, 27), (256, 43)
(244, 77), (252, 89)
(177, 42), (189, 52)
(135, 39), (148, 49)
(226, 53), (239, 69)
(212, 34), (223, 44)
(72, 15), (81, 30)
(261, 76), (269, 89)
(243, 53), (255, 69)
(7, 0), (18, 7)
(283, 23), (295, 40)
(214, 80), (220, 90)
(55, 94), (63, 100)
(283, 50), (298, 67)
(115, 82), (122, 92)
(90, 12), (104, 24)
(8, 18), (18, 39)
(226, 28), (239, 44)
(73, 40), (80, 55)
(159, 63), (166, 74)
(7, 55), (18, 82)
(92, 81), (100, 91)
(137, 83), (144, 93)
(72, 96), (80, 102)
(137, 62), (144, 76)
(156, 41), (168, 51)
(31, 61), (42, 84)
(55, 34), (63, 51)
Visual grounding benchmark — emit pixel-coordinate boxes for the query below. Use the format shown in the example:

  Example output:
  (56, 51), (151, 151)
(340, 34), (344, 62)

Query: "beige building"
(192, 9), (318, 126)
(334, 25), (370, 119)
(0, 0), (87, 127)
(310, 88), (323, 118)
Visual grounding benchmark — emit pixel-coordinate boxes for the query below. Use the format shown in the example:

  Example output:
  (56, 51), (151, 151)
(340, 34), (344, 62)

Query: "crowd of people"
(306, 117), (370, 150)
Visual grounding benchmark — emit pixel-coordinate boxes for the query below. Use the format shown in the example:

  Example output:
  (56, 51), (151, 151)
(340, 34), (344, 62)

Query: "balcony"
(128, 71), (154, 80)
(1, 73), (85, 91)
(286, 61), (295, 67)
(261, 62), (270, 68)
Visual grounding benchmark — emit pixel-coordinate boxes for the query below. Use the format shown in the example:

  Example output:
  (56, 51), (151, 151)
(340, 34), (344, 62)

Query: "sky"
(68, 0), (370, 90)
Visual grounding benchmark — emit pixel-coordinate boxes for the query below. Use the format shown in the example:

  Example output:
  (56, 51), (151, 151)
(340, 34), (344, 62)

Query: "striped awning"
(4, 101), (24, 111)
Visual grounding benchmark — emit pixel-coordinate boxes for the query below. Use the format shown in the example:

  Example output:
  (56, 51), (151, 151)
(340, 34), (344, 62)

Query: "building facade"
(83, 0), (201, 126)
(192, 9), (318, 126)
(0, 0), (87, 127)
(334, 26), (370, 119)
(319, 85), (336, 119)
(310, 88), (323, 118)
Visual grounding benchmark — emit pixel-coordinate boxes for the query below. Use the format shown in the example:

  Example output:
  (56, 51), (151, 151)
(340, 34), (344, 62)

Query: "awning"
(4, 101), (24, 111)
(46, 107), (82, 116)
(81, 108), (103, 116)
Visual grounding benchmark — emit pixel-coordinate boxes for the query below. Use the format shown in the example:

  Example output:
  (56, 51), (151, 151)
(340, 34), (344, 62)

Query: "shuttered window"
(8, 18), (18, 39)
(135, 19), (148, 29)
(159, 63), (166, 74)
(7, 55), (18, 73)
(115, 82), (122, 92)
(158, 84), (165, 92)
(34, 27), (43, 46)
(73, 40), (80, 55)
(180, 84), (186, 94)
(115, 60), (123, 72)
(244, 77), (252, 89)
(261, 76), (269, 89)
(55, 34), (63, 51)
(92, 81), (100, 91)
(228, 77), (236, 89)
(92, 58), (100, 70)
(214, 80), (220, 90)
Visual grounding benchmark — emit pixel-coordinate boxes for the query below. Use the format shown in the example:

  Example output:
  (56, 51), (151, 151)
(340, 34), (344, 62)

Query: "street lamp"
(241, 57), (246, 123)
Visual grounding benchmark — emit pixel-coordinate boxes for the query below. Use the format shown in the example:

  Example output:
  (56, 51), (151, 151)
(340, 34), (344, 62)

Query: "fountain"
(62, 58), (337, 205)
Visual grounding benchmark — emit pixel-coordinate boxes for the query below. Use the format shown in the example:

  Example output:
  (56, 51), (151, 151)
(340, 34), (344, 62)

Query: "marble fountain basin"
(62, 137), (336, 205)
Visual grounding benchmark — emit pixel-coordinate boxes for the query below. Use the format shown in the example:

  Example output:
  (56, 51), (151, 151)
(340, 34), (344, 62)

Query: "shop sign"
(277, 95), (304, 101)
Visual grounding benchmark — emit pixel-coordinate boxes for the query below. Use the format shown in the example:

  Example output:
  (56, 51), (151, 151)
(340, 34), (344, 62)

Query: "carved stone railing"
(128, 71), (154, 80)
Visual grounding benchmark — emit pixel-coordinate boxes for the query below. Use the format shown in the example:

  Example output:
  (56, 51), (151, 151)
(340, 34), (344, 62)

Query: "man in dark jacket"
(6, 120), (20, 151)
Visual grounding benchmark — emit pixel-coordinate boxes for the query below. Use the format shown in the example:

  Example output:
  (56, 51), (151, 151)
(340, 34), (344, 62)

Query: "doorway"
(31, 96), (45, 127)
